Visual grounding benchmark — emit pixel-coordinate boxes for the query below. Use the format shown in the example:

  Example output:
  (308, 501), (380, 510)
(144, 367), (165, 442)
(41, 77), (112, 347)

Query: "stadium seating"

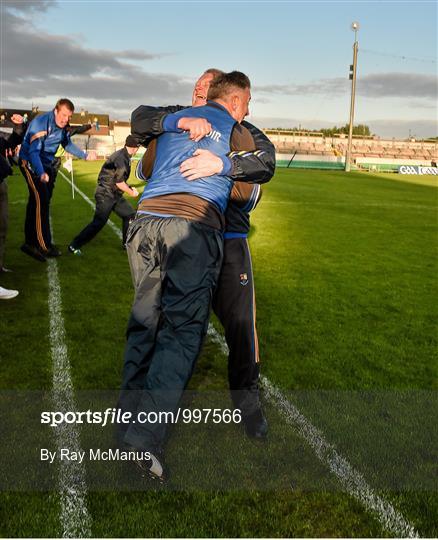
(73, 128), (437, 167)
(264, 130), (437, 167)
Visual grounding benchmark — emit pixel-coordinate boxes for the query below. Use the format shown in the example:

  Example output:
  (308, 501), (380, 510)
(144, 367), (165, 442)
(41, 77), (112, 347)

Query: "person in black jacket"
(129, 69), (276, 441)
(68, 135), (139, 255)
(0, 113), (25, 279)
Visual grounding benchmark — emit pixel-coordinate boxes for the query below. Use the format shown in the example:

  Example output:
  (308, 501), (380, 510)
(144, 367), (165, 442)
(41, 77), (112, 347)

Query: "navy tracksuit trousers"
(213, 237), (261, 417)
(119, 215), (223, 452)
(20, 161), (57, 251)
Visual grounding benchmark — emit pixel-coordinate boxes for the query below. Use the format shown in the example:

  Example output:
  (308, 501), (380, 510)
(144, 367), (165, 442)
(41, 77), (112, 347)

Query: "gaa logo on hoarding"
(399, 165), (438, 175)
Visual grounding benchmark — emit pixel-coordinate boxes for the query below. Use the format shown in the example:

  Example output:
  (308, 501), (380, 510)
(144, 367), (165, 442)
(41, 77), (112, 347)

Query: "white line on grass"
(62, 172), (419, 539)
(207, 325), (419, 539)
(261, 376), (419, 538)
(47, 230), (91, 538)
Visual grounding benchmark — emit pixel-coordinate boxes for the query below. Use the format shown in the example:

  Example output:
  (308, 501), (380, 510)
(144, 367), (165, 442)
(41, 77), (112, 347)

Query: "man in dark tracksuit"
(0, 114), (25, 273)
(213, 182), (263, 428)
(0, 114), (25, 299)
(68, 135), (139, 254)
(130, 70), (275, 439)
(19, 99), (90, 262)
(119, 72), (257, 481)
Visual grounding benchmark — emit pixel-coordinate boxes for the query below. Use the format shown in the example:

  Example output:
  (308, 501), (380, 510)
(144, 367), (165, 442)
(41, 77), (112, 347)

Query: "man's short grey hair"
(203, 68), (224, 79)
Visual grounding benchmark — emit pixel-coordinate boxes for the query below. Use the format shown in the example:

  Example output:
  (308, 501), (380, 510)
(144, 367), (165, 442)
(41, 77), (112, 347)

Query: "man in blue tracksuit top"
(119, 72), (254, 481)
(19, 98), (90, 262)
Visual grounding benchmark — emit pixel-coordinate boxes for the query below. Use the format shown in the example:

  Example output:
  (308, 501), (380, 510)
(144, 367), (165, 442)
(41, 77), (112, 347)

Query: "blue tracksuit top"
(139, 102), (236, 214)
(19, 110), (86, 177)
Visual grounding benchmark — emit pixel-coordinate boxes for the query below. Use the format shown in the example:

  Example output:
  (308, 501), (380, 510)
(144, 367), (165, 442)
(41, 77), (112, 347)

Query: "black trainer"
(21, 244), (46, 262)
(43, 245), (62, 257)
(242, 408), (268, 440)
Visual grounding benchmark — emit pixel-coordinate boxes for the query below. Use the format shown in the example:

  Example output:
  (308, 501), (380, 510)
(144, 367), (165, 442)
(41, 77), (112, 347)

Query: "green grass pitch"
(0, 163), (436, 537)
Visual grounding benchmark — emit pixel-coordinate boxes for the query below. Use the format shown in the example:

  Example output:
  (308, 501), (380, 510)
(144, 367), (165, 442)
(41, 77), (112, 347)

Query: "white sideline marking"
(47, 240), (91, 537)
(208, 325), (418, 539)
(59, 171), (122, 240)
(64, 172), (419, 538)
(261, 377), (419, 538)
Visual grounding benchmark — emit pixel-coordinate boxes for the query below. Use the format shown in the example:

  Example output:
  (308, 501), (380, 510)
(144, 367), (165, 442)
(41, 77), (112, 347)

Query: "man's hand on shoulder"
(180, 149), (224, 181)
(177, 117), (211, 142)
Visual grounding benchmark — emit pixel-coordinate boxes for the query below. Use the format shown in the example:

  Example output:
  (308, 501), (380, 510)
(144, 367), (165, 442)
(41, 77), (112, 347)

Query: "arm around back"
(228, 120), (276, 184)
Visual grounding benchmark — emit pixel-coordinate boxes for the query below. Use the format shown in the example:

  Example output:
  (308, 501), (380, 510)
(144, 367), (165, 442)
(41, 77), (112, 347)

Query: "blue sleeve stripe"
(135, 159), (147, 181)
(241, 184), (261, 213)
(245, 186), (258, 212)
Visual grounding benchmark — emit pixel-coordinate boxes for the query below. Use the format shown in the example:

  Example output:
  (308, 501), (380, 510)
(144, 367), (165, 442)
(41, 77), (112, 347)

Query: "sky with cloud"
(1, 0), (436, 138)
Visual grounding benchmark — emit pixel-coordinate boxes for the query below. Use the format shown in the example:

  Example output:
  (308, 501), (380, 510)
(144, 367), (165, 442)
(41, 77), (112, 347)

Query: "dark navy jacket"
(97, 147), (132, 195)
(0, 124), (24, 183)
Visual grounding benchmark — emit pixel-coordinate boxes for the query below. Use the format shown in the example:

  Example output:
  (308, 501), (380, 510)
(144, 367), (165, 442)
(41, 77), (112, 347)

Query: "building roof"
(71, 111), (109, 126)
(110, 120), (131, 129)
(0, 108), (38, 128)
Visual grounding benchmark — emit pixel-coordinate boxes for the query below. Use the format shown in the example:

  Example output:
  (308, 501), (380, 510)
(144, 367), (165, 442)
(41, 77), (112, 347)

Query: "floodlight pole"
(345, 23), (359, 172)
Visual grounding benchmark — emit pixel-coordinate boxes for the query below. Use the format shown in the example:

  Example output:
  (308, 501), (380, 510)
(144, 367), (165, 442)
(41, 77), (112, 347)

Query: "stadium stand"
(265, 129), (438, 170)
